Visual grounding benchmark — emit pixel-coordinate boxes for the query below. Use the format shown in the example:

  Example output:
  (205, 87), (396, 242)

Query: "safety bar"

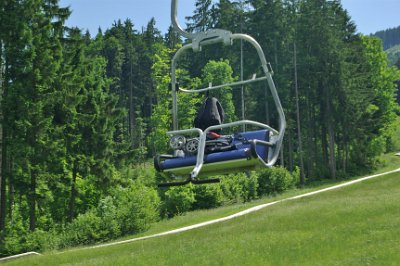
(167, 128), (203, 137)
(179, 76), (268, 94)
(190, 120), (279, 178)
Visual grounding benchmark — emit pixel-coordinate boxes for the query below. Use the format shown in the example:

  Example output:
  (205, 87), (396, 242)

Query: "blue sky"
(59, 0), (400, 36)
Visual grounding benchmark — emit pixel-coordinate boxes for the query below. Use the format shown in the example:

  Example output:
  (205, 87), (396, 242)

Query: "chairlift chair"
(155, 0), (286, 187)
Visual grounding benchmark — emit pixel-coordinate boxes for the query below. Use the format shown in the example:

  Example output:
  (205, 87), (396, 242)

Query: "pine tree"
(1, 0), (70, 231)
(165, 26), (182, 49)
(186, 0), (215, 33)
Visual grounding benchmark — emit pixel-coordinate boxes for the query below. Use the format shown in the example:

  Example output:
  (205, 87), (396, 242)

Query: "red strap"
(208, 132), (221, 139)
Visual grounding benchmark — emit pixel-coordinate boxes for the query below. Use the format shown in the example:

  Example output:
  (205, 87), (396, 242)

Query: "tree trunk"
(7, 162), (13, 219)
(288, 128), (293, 173)
(280, 142), (284, 167)
(306, 84), (314, 178)
(337, 135), (341, 173)
(0, 130), (6, 231)
(321, 124), (328, 167)
(264, 82), (270, 125)
(324, 78), (336, 180)
(0, 44), (6, 230)
(328, 122), (336, 180)
(68, 161), (78, 222)
(129, 51), (135, 148)
(29, 169), (37, 231)
(294, 42), (305, 185)
(344, 141), (349, 174)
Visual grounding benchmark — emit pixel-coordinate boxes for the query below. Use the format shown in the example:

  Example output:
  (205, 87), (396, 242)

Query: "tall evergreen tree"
(186, 0), (215, 33)
(1, 0), (70, 231)
(165, 26), (183, 49)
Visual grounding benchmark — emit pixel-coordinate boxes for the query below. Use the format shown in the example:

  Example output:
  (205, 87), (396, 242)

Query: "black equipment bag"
(194, 97), (224, 132)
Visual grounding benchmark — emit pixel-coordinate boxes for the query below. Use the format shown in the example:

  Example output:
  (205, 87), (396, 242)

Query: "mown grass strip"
(73, 168), (400, 252)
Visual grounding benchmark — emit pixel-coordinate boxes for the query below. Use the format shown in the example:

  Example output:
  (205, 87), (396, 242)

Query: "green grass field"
(5, 166), (400, 265)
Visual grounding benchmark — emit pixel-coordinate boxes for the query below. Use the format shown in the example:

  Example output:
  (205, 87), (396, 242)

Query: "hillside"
(6, 168), (400, 265)
(386, 44), (400, 66)
(373, 25), (400, 50)
(372, 26), (400, 65)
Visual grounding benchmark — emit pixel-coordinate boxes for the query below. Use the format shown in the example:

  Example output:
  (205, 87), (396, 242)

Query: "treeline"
(0, 0), (399, 256)
(373, 25), (400, 50)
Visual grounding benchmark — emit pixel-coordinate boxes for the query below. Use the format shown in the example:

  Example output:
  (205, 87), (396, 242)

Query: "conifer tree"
(165, 26), (183, 49)
(186, 0), (215, 33)
(1, 0), (70, 231)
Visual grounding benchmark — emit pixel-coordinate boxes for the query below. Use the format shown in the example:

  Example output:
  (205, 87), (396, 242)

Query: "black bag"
(194, 97), (224, 132)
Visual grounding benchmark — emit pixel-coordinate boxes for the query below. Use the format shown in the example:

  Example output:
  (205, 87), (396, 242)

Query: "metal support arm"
(171, 0), (193, 39)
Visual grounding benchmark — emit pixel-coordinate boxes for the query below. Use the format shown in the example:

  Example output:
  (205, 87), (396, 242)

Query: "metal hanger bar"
(171, 0), (193, 39)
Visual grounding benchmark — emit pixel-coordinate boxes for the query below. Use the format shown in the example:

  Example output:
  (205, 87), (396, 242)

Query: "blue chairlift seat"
(155, 129), (269, 178)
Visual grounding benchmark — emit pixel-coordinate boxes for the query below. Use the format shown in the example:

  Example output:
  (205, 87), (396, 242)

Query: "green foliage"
(373, 25), (400, 50)
(95, 196), (121, 239)
(62, 209), (105, 246)
(162, 185), (196, 217)
(1, 206), (28, 256)
(386, 44), (400, 66)
(60, 183), (160, 248)
(24, 229), (62, 253)
(147, 46), (173, 155)
(355, 36), (400, 165)
(113, 184), (160, 235)
(220, 173), (258, 203)
(389, 117), (400, 151)
(1, 214), (62, 256)
(257, 167), (298, 196)
(193, 184), (224, 209)
(201, 60), (236, 123)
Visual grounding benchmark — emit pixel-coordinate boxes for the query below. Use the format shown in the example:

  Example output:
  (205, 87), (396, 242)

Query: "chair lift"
(155, 0), (286, 187)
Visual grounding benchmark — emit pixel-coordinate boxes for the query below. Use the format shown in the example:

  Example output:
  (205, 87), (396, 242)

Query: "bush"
(24, 229), (62, 253)
(61, 183), (160, 247)
(96, 196), (121, 239)
(257, 167), (297, 196)
(193, 184), (224, 209)
(114, 184), (160, 235)
(1, 207), (28, 256)
(162, 185), (196, 217)
(62, 209), (104, 247)
(220, 173), (258, 203)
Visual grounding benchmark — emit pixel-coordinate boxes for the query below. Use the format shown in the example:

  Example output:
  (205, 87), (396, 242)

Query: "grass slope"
(6, 170), (400, 266)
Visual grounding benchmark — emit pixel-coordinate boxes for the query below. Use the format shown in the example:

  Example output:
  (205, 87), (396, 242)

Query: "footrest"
(192, 178), (221, 185)
(158, 178), (220, 187)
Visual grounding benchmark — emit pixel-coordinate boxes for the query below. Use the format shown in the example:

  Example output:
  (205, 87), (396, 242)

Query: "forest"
(0, 0), (399, 256)
(373, 26), (400, 66)
(373, 25), (400, 50)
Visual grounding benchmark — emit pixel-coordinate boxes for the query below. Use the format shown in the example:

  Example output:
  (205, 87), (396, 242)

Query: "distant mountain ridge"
(372, 25), (400, 50)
